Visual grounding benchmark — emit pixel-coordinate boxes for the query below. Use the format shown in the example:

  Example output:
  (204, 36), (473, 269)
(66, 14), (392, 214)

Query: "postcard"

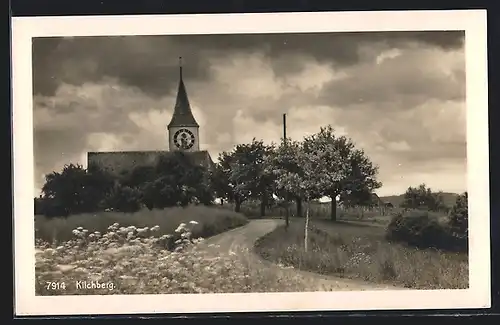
(12, 10), (490, 316)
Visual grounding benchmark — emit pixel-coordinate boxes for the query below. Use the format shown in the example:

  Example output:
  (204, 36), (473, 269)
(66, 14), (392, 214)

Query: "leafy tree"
(213, 139), (273, 214)
(209, 162), (232, 206)
(302, 126), (381, 221)
(86, 163), (116, 208)
(448, 191), (468, 237)
(41, 163), (85, 216)
(140, 151), (214, 209)
(231, 139), (275, 217)
(401, 184), (446, 212)
(212, 151), (247, 212)
(339, 186), (373, 209)
(40, 163), (115, 216)
(266, 138), (308, 225)
(270, 140), (322, 250)
(102, 182), (142, 213)
(119, 164), (157, 189)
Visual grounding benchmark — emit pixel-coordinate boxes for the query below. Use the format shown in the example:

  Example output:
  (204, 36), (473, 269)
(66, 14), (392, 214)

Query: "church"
(87, 58), (214, 175)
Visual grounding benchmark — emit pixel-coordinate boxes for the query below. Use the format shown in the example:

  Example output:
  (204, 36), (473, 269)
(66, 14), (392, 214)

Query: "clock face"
(173, 128), (196, 150)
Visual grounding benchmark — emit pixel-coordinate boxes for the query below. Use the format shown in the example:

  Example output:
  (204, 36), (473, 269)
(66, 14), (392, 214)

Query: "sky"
(32, 31), (466, 197)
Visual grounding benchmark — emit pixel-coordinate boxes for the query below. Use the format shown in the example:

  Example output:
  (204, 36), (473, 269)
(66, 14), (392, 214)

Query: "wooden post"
(283, 113), (289, 229)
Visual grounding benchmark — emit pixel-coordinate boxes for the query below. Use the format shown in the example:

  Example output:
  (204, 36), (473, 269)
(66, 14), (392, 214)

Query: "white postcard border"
(12, 10), (490, 315)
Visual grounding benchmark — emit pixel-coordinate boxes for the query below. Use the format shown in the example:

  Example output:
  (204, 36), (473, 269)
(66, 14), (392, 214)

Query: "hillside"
(379, 192), (460, 208)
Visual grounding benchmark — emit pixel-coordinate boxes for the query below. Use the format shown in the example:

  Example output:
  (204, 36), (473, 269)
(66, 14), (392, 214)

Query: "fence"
(217, 200), (398, 220)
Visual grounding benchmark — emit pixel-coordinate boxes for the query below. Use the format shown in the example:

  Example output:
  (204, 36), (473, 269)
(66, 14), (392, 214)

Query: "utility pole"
(283, 113), (289, 229)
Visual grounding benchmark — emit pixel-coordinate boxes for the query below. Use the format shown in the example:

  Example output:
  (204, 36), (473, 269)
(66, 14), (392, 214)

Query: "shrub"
(386, 211), (446, 249)
(385, 210), (467, 252)
(448, 192), (468, 238)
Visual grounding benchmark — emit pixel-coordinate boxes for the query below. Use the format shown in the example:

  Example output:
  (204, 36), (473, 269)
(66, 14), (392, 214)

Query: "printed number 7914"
(46, 282), (66, 290)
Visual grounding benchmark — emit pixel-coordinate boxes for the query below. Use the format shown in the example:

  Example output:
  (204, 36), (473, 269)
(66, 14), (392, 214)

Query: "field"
(35, 202), (468, 295)
(254, 217), (468, 289)
(35, 206), (331, 295)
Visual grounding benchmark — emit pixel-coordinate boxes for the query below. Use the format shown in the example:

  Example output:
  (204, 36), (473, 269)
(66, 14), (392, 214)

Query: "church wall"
(87, 150), (214, 177)
(87, 151), (166, 176)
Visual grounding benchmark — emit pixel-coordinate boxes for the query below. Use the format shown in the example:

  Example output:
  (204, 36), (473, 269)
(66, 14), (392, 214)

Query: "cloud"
(32, 31), (466, 197)
(33, 79), (174, 190)
(32, 31), (464, 98)
(317, 44), (465, 108)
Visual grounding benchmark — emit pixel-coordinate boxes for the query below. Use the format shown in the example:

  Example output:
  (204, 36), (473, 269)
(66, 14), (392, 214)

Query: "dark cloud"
(31, 31), (467, 196)
(32, 31), (464, 98)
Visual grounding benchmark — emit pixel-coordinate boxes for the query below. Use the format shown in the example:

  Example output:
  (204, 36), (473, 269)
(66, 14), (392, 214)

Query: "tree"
(119, 164), (157, 189)
(449, 191), (468, 237)
(86, 163), (116, 208)
(266, 138), (308, 225)
(212, 151), (248, 212)
(40, 163), (115, 216)
(270, 140), (321, 251)
(302, 125), (381, 221)
(140, 151), (214, 209)
(339, 186), (373, 209)
(209, 162), (231, 206)
(400, 184), (446, 212)
(101, 182), (142, 213)
(233, 139), (275, 217)
(213, 139), (274, 215)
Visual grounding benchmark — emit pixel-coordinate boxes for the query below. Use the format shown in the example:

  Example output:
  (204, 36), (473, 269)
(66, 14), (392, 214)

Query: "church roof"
(167, 59), (199, 128)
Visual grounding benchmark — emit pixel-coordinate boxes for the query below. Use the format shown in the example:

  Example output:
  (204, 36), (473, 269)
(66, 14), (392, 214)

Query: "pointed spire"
(179, 56), (183, 79)
(167, 57), (199, 128)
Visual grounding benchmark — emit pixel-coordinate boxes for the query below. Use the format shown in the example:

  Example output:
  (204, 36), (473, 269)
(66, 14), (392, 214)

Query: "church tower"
(167, 57), (200, 152)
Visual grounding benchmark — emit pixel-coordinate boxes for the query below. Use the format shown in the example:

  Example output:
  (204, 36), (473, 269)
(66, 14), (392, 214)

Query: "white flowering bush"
(36, 220), (311, 295)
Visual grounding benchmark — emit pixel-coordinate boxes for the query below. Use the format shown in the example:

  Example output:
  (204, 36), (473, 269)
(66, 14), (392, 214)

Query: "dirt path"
(200, 219), (407, 291)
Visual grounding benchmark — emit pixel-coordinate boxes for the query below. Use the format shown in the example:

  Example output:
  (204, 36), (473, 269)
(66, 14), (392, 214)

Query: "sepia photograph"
(12, 10), (489, 315)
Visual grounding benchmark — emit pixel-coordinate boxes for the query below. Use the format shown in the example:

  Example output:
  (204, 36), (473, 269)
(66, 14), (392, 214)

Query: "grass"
(254, 218), (468, 289)
(35, 219), (324, 295)
(35, 205), (249, 245)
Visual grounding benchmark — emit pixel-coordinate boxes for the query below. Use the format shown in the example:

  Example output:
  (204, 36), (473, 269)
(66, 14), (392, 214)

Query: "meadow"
(254, 217), (468, 290)
(35, 207), (319, 295)
(35, 201), (468, 295)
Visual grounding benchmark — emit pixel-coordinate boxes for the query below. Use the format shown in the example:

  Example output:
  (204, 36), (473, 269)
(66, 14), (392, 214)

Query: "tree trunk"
(330, 196), (337, 221)
(220, 198), (224, 206)
(285, 194), (290, 229)
(235, 199), (241, 213)
(260, 193), (267, 218)
(296, 197), (303, 218)
(305, 197), (310, 253)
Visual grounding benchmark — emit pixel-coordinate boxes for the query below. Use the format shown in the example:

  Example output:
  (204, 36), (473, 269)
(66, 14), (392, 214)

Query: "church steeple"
(167, 57), (199, 128)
